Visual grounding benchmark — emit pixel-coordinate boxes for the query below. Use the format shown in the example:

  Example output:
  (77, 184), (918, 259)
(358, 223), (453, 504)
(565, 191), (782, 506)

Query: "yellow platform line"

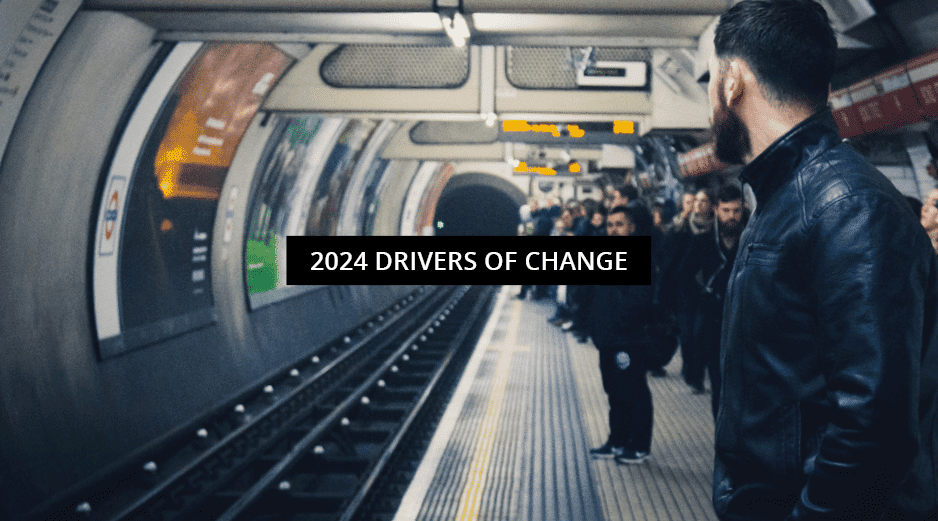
(456, 300), (529, 521)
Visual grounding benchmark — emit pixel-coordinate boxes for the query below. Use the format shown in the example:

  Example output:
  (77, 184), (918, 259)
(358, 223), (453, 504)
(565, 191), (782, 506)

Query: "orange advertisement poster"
(155, 43), (292, 200)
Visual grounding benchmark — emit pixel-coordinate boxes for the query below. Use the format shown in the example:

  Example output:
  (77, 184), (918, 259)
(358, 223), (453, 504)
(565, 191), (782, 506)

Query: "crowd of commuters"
(516, 180), (747, 464)
(515, 1), (938, 518)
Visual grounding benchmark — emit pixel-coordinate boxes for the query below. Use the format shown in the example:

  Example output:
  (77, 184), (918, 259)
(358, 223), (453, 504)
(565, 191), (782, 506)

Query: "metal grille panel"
(321, 45), (470, 88)
(506, 46), (652, 89)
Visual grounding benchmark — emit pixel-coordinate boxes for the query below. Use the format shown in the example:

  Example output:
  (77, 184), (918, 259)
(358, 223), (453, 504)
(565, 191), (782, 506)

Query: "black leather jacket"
(714, 111), (938, 520)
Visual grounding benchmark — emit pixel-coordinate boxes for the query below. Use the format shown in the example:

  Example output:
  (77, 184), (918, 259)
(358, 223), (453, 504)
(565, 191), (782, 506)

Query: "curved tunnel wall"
(0, 12), (425, 520)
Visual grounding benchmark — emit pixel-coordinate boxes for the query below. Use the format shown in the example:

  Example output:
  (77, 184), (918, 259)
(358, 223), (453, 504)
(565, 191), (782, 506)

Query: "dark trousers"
(678, 308), (705, 389)
(694, 305), (723, 417)
(597, 344), (653, 452)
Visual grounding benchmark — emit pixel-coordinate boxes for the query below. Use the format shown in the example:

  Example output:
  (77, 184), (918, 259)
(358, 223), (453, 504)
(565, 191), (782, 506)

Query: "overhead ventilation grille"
(410, 121), (499, 144)
(321, 45), (470, 88)
(506, 46), (652, 89)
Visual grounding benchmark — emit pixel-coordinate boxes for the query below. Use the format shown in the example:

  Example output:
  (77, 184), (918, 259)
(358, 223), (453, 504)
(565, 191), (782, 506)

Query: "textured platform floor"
(568, 310), (720, 521)
(394, 286), (719, 521)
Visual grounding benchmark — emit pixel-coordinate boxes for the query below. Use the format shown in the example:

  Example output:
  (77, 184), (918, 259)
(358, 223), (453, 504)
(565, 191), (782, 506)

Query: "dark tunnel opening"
(433, 185), (520, 236)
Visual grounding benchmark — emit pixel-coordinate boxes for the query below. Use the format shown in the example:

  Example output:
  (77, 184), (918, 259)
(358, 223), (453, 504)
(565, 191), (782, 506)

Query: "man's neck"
(741, 97), (817, 163)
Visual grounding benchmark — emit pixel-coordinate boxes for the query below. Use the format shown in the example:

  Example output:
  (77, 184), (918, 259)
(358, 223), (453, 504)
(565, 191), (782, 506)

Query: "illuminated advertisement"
(245, 117), (323, 296)
(305, 119), (379, 236)
(93, 42), (292, 358)
(359, 157), (390, 236)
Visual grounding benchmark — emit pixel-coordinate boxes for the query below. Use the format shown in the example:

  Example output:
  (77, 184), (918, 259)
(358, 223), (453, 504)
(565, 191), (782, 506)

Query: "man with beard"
(684, 184), (747, 418)
(708, 1), (938, 520)
(658, 187), (715, 393)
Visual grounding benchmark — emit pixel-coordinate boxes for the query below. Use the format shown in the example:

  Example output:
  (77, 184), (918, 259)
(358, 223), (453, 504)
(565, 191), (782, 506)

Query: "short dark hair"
(615, 184), (639, 201)
(582, 198), (599, 216)
(696, 188), (715, 205)
(714, 0), (836, 110)
(717, 184), (743, 203)
(609, 204), (654, 236)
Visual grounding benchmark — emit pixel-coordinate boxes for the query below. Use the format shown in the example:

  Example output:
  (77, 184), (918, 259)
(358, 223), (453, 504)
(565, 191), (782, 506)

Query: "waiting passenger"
(671, 192), (696, 229)
(563, 204), (606, 343)
(658, 188), (715, 394)
(708, 1), (938, 519)
(585, 205), (655, 465)
(685, 184), (747, 418)
(573, 198), (602, 237)
(529, 199), (554, 237)
(650, 201), (669, 234)
(611, 183), (638, 209)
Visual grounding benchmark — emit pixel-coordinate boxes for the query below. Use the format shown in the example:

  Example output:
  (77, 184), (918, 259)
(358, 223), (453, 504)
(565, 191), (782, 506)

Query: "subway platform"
(393, 285), (719, 521)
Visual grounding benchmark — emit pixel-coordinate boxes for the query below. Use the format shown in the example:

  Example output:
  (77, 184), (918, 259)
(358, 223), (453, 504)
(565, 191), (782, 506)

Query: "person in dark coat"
(657, 188), (714, 392)
(685, 184), (747, 417)
(585, 205), (655, 465)
(708, 1), (938, 519)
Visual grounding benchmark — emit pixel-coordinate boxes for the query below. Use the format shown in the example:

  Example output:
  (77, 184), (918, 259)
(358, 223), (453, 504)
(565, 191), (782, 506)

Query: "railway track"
(38, 284), (496, 521)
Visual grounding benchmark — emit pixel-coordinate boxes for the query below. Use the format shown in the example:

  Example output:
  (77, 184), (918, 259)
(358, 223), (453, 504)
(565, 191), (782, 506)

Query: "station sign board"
(908, 48), (938, 121)
(830, 88), (862, 137)
(872, 63), (924, 131)
(850, 78), (886, 134)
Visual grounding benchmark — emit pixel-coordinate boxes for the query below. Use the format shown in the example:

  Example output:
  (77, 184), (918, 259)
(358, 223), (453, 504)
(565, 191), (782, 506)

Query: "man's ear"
(724, 59), (745, 106)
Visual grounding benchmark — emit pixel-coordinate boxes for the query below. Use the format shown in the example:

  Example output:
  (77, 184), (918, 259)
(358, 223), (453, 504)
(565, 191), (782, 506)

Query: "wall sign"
(0, 0), (81, 167)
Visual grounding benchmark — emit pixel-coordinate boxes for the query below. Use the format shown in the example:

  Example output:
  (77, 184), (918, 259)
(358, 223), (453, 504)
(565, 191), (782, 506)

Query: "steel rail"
(213, 286), (475, 521)
(337, 285), (494, 521)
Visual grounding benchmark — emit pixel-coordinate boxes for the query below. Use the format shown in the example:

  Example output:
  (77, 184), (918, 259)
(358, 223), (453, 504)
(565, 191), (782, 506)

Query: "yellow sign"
(613, 120), (635, 134)
(502, 120), (586, 138)
(513, 162), (557, 176)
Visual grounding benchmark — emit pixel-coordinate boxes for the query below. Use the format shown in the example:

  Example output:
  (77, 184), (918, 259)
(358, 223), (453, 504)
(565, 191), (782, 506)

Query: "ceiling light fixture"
(440, 11), (470, 48)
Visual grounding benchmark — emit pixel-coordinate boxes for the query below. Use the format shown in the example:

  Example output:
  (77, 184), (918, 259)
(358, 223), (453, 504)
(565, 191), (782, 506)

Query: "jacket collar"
(739, 109), (842, 209)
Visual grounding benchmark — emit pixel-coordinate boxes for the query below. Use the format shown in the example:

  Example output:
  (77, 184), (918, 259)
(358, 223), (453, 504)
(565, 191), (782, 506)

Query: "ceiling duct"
(506, 47), (651, 90)
(320, 44), (469, 88)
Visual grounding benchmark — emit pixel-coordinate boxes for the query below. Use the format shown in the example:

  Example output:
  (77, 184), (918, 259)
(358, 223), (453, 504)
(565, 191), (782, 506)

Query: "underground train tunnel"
(3, 0), (938, 520)
(433, 173), (526, 236)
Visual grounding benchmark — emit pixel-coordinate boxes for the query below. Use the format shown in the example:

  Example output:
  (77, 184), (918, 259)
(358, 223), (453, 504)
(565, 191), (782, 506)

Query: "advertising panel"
(245, 117), (324, 297)
(94, 42), (293, 357)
